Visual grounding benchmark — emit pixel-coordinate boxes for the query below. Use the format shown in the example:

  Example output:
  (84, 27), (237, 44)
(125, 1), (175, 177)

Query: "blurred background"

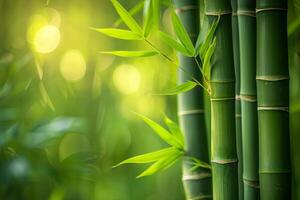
(0, 0), (299, 199)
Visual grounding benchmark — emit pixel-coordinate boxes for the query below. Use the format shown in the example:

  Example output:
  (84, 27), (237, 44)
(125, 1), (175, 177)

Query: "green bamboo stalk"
(173, 0), (212, 199)
(231, 0), (243, 198)
(237, 0), (260, 199)
(256, 0), (291, 199)
(205, 0), (238, 199)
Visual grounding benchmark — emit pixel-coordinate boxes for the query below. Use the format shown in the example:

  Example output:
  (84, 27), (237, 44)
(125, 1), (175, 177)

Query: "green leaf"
(199, 16), (220, 59)
(113, 147), (178, 167)
(163, 114), (184, 146)
(143, 0), (153, 37)
(171, 12), (195, 55)
(111, 0), (143, 34)
(90, 28), (142, 40)
(153, 81), (197, 95)
(184, 156), (212, 170)
(203, 37), (216, 81)
(134, 113), (183, 149)
(158, 31), (191, 56)
(101, 50), (158, 57)
(114, 1), (145, 27)
(137, 150), (183, 178)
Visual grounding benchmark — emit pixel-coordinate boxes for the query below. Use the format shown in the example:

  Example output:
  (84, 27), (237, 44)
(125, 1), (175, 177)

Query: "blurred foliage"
(0, 0), (299, 200)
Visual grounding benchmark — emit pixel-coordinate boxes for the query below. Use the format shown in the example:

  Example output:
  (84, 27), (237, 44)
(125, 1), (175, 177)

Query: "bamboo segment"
(231, 0), (244, 198)
(256, 0), (291, 199)
(238, 1), (260, 199)
(173, 0), (212, 199)
(205, 0), (238, 199)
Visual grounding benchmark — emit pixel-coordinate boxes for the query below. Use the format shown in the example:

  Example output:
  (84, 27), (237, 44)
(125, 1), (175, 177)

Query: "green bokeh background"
(0, 0), (299, 199)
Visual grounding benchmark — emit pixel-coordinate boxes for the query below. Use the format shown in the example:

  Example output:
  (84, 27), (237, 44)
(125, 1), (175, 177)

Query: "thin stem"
(145, 38), (210, 93)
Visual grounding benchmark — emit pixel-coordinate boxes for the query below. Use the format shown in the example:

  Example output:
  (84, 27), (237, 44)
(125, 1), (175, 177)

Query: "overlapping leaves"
(114, 113), (184, 178)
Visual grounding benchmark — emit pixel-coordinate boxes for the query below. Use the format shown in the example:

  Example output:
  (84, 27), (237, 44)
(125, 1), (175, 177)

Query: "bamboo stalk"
(237, 0), (260, 199)
(256, 0), (291, 199)
(231, 0), (243, 198)
(205, 0), (238, 199)
(173, 0), (212, 199)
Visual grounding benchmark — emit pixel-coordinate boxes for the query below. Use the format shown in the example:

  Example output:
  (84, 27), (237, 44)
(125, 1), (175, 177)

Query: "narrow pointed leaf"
(111, 0), (143, 34)
(158, 31), (191, 56)
(163, 114), (184, 145)
(203, 38), (216, 81)
(114, 1), (145, 27)
(143, 0), (153, 37)
(153, 81), (197, 96)
(90, 28), (142, 40)
(101, 50), (158, 57)
(171, 12), (194, 55)
(114, 147), (177, 167)
(199, 16), (220, 59)
(134, 113), (183, 148)
(137, 150), (183, 178)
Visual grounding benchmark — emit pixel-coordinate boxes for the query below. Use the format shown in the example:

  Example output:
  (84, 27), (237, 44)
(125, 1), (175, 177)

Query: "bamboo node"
(235, 114), (241, 118)
(243, 178), (260, 189)
(188, 194), (213, 200)
(178, 109), (205, 116)
(256, 75), (289, 81)
(205, 10), (232, 16)
(258, 106), (289, 112)
(210, 97), (235, 101)
(182, 172), (212, 181)
(176, 5), (198, 14)
(240, 94), (257, 102)
(237, 10), (256, 17)
(235, 95), (241, 101)
(256, 8), (287, 13)
(211, 159), (238, 164)
(259, 170), (290, 174)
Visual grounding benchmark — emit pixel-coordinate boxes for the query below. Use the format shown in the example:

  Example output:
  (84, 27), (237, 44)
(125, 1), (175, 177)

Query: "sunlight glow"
(113, 64), (141, 95)
(60, 50), (86, 82)
(34, 25), (60, 53)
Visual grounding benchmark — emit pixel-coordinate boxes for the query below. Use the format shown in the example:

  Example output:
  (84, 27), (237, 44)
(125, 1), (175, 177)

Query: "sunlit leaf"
(203, 37), (216, 81)
(137, 150), (183, 178)
(90, 28), (143, 40)
(39, 82), (55, 111)
(153, 81), (197, 95)
(114, 147), (178, 167)
(143, 0), (153, 37)
(114, 1), (145, 27)
(199, 16), (220, 59)
(158, 31), (191, 56)
(111, 0), (143, 34)
(134, 113), (183, 149)
(101, 50), (158, 57)
(171, 12), (194, 55)
(163, 114), (184, 145)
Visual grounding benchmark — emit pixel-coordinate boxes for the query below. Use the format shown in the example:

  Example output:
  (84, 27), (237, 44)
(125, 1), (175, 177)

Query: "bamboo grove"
(94, 0), (295, 199)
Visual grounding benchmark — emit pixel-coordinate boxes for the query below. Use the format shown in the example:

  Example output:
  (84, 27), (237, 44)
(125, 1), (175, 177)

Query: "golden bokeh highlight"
(34, 25), (60, 54)
(113, 64), (141, 95)
(60, 50), (87, 82)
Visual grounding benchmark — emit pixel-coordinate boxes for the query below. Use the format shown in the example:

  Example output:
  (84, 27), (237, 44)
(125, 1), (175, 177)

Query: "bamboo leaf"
(153, 81), (197, 95)
(163, 114), (184, 146)
(199, 16), (220, 59)
(184, 156), (211, 170)
(143, 0), (153, 37)
(158, 31), (191, 56)
(171, 12), (195, 55)
(90, 28), (143, 40)
(137, 150), (183, 178)
(134, 113), (183, 149)
(113, 147), (177, 167)
(114, 1), (145, 27)
(203, 37), (216, 81)
(111, 0), (143, 34)
(101, 50), (158, 57)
